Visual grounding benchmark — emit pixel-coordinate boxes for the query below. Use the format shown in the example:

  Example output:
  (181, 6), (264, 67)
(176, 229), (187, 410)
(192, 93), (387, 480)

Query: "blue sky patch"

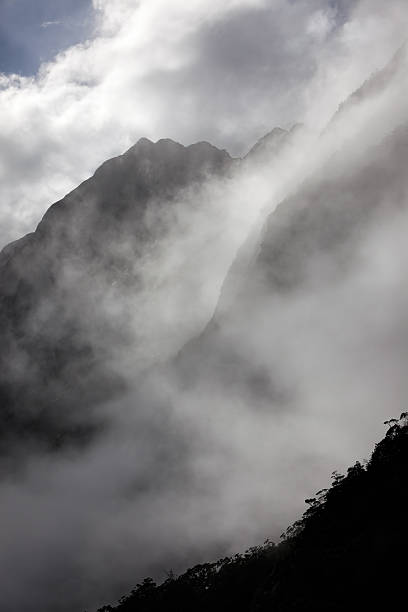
(0, 0), (94, 75)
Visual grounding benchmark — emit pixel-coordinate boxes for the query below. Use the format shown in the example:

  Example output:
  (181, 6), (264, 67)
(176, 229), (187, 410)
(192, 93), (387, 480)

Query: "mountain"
(244, 124), (302, 163)
(328, 41), (408, 129)
(1, 44), (408, 612)
(96, 414), (408, 612)
(0, 137), (233, 456)
(5, 41), (405, 457)
(91, 45), (408, 610)
(173, 45), (408, 410)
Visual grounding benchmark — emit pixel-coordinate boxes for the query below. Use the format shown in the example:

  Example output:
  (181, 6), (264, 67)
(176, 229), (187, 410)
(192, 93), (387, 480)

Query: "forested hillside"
(98, 414), (408, 611)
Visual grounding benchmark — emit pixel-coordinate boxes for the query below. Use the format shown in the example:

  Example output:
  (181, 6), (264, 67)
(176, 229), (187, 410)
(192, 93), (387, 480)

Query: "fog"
(1, 3), (408, 612)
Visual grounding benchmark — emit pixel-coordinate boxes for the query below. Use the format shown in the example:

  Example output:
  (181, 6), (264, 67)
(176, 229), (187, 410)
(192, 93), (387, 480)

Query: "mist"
(1, 2), (408, 612)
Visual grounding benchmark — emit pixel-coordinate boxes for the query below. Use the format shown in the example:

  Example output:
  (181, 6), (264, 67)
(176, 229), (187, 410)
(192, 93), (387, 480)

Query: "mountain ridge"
(0, 135), (235, 456)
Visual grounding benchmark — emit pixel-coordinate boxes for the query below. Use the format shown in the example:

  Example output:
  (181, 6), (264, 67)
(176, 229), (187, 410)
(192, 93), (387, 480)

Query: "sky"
(0, 0), (407, 249)
(0, 0), (93, 75)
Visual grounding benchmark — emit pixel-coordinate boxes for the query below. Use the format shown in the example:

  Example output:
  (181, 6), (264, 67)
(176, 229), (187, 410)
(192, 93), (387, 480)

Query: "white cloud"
(41, 20), (62, 29)
(307, 8), (336, 41)
(0, 0), (397, 248)
(0, 0), (406, 249)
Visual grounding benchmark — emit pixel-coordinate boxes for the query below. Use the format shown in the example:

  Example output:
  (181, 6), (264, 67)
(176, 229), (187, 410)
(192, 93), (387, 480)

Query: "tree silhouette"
(97, 415), (408, 612)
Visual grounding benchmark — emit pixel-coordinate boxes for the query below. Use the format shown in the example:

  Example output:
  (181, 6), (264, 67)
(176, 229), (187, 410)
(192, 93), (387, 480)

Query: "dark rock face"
(0, 138), (233, 455)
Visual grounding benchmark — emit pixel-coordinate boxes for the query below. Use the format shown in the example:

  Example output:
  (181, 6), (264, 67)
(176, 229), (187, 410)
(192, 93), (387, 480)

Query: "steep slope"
(0, 138), (233, 454)
(244, 124), (301, 164)
(254, 416), (408, 611)
(173, 126), (408, 424)
(173, 45), (408, 412)
(96, 414), (408, 612)
(328, 41), (408, 130)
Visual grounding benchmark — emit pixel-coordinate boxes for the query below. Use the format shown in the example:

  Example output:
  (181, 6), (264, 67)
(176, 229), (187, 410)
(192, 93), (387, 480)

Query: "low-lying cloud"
(1, 2), (408, 612)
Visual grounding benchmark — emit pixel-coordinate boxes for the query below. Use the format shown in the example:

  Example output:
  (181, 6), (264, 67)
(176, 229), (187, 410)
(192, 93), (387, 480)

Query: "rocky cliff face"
(0, 137), (233, 454)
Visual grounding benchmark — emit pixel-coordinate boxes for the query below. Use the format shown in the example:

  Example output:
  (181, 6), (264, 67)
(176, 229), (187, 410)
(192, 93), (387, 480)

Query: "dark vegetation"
(97, 414), (408, 611)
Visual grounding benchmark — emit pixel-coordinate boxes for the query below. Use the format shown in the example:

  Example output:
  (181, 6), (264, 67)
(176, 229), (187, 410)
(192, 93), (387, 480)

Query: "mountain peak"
(0, 131), (236, 454)
(243, 124), (303, 164)
(246, 127), (287, 155)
